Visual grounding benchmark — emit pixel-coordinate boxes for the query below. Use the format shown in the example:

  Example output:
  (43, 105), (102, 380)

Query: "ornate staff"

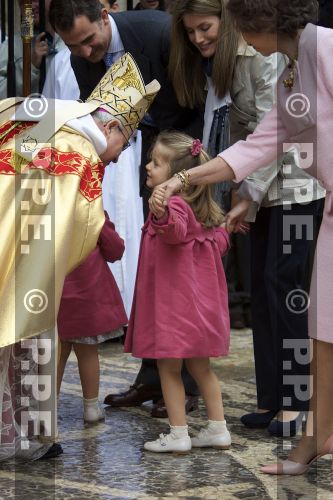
(7, 0), (16, 96)
(1, 0), (6, 42)
(38, 0), (46, 93)
(21, 0), (34, 97)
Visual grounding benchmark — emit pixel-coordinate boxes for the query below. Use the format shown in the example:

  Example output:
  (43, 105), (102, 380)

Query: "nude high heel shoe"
(260, 433), (333, 475)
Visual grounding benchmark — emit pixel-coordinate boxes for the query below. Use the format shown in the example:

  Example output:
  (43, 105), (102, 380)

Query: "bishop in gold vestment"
(0, 53), (160, 460)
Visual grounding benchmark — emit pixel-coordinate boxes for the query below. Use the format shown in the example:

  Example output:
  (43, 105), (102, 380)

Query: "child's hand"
(233, 222), (250, 234)
(225, 199), (250, 233)
(219, 221), (249, 234)
(149, 188), (166, 219)
(149, 186), (165, 211)
(153, 206), (166, 219)
(220, 222), (231, 233)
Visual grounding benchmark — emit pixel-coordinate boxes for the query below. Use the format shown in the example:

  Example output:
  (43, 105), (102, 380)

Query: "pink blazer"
(221, 24), (333, 191)
(220, 23), (333, 344)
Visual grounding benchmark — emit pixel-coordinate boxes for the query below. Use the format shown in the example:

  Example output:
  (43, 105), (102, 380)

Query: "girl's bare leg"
(57, 341), (72, 394)
(185, 357), (224, 421)
(73, 343), (100, 399)
(157, 358), (186, 426)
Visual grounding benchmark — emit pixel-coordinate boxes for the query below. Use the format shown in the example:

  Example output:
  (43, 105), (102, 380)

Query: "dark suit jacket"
(70, 10), (203, 138)
(319, 0), (333, 28)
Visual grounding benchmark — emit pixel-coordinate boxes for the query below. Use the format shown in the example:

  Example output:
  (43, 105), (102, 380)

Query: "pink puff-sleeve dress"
(124, 196), (230, 359)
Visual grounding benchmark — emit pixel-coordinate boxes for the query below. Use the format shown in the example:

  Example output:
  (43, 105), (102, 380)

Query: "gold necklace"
(283, 56), (297, 90)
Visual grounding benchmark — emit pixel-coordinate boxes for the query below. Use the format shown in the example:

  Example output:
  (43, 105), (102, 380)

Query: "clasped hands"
(149, 185), (167, 219)
(149, 180), (251, 233)
(225, 199), (251, 234)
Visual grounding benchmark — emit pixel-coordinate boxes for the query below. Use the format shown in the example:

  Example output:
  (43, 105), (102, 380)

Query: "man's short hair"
(49, 0), (103, 33)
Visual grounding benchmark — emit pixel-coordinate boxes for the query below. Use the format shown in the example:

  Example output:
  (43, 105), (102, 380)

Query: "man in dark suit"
(49, 0), (202, 417)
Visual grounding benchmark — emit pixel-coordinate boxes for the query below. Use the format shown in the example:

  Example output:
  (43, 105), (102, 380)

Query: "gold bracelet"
(173, 170), (190, 192)
(180, 169), (190, 189)
(173, 172), (185, 191)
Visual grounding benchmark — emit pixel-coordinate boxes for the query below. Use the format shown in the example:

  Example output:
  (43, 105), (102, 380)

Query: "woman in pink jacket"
(152, 0), (333, 478)
(124, 131), (235, 453)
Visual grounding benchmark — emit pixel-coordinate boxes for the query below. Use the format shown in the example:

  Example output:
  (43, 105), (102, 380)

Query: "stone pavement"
(1, 330), (333, 499)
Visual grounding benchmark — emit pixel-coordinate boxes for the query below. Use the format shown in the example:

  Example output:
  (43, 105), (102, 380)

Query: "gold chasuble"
(0, 53), (160, 350)
(0, 54), (160, 460)
(0, 100), (105, 348)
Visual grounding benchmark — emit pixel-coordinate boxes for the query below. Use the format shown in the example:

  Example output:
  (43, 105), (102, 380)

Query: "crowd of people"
(0, 0), (333, 486)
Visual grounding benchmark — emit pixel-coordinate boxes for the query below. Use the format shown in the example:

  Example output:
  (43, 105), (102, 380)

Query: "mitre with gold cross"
(86, 52), (160, 140)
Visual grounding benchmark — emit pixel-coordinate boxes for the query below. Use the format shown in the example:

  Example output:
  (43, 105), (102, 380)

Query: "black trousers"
(133, 125), (199, 397)
(250, 199), (323, 411)
(134, 359), (200, 395)
(225, 232), (251, 317)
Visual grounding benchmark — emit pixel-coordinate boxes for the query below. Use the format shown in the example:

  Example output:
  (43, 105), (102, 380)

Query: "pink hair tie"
(191, 138), (202, 157)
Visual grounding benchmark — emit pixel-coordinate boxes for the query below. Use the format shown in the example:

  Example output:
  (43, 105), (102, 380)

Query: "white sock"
(207, 419), (227, 433)
(170, 425), (188, 438)
(83, 397), (99, 408)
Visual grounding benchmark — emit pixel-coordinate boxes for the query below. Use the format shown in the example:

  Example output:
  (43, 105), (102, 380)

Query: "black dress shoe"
(241, 410), (277, 428)
(151, 395), (199, 418)
(267, 412), (304, 437)
(38, 443), (63, 459)
(104, 384), (162, 407)
(230, 310), (246, 329)
(244, 309), (252, 328)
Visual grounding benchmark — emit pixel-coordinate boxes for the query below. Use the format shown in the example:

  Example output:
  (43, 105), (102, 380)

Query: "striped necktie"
(104, 53), (114, 69)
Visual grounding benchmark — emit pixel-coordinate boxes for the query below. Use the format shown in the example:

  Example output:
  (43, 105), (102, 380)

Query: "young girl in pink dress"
(57, 212), (128, 424)
(124, 131), (232, 453)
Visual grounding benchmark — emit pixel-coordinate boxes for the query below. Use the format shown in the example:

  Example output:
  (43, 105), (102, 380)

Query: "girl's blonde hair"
(169, 0), (239, 108)
(155, 131), (225, 229)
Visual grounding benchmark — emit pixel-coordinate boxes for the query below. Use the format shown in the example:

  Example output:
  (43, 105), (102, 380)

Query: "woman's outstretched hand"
(155, 176), (182, 206)
(148, 175), (182, 217)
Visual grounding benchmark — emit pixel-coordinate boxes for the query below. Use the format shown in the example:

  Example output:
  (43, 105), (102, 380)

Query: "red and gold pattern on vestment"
(0, 121), (104, 202)
(0, 120), (33, 148)
(0, 118), (105, 347)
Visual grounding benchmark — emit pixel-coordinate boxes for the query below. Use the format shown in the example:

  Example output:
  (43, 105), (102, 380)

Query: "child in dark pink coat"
(57, 212), (127, 423)
(124, 131), (234, 453)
